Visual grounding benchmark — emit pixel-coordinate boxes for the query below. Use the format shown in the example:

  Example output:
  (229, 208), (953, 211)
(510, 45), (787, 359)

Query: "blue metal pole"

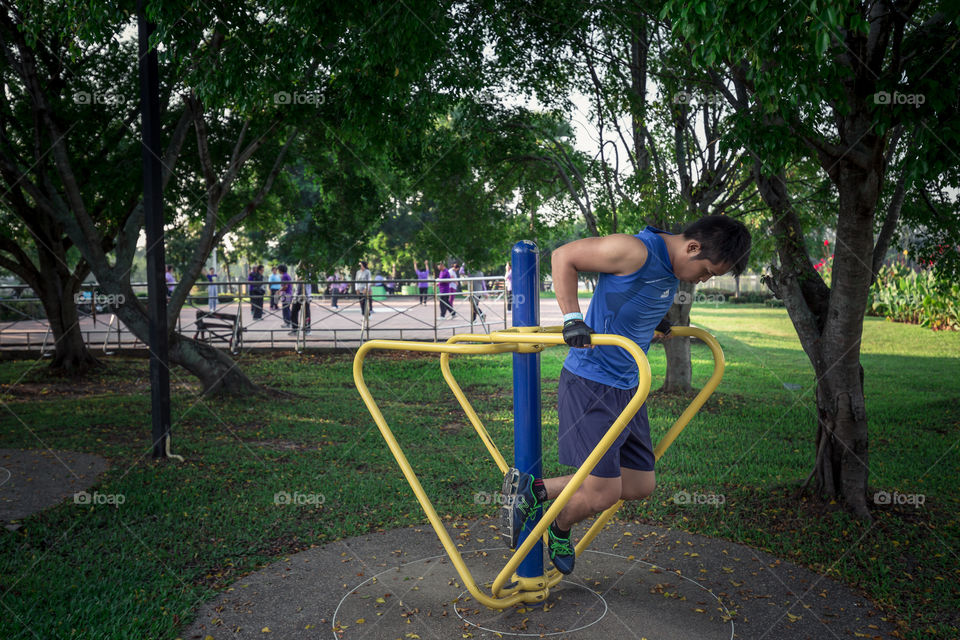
(511, 240), (543, 580)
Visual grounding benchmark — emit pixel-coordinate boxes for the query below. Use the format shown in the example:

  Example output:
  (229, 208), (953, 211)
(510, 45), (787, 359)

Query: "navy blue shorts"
(557, 367), (655, 477)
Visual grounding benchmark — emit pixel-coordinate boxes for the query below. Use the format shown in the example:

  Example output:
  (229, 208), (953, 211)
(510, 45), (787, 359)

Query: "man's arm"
(550, 234), (649, 317)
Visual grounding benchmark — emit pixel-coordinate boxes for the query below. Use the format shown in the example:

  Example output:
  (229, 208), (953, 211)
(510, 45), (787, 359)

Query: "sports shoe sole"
(500, 468), (523, 548)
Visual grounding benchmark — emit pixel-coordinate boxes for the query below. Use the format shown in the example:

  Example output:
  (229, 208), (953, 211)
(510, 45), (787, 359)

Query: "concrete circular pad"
(184, 518), (896, 639)
(335, 547), (733, 638)
(0, 449), (109, 522)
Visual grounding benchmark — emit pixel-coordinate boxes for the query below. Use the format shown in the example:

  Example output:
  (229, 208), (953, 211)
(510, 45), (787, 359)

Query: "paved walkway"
(0, 293), (577, 351)
(184, 517), (895, 640)
(0, 449), (109, 524)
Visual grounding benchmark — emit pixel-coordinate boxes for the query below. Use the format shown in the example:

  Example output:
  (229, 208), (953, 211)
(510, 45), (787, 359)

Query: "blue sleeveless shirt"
(563, 227), (678, 389)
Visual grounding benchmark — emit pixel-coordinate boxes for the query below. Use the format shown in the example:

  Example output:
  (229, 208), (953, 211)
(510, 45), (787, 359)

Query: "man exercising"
(501, 215), (751, 574)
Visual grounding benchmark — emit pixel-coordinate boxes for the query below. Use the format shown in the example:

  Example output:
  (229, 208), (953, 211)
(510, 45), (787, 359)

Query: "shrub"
(868, 264), (959, 330)
(0, 299), (44, 322)
(696, 287), (734, 298)
(730, 291), (774, 304)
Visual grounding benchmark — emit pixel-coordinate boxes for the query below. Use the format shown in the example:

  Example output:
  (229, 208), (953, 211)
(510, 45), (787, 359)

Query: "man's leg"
(619, 467), (656, 501)
(543, 474), (621, 531)
(542, 469), (652, 527)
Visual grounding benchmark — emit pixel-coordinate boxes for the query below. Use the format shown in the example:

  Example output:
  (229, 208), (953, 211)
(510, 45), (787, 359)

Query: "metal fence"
(0, 277), (511, 353)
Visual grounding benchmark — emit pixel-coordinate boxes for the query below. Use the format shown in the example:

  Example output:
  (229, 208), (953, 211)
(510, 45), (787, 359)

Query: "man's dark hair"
(278, 264), (287, 273)
(682, 215), (752, 276)
(360, 260), (368, 269)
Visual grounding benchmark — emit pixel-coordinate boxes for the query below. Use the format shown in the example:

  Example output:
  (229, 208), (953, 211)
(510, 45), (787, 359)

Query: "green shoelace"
(549, 529), (574, 556)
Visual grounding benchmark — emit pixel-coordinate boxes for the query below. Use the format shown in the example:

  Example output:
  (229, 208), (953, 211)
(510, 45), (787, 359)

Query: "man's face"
(673, 241), (732, 284)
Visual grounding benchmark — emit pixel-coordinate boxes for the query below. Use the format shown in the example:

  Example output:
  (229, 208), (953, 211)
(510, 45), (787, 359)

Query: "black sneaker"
(548, 525), (575, 574)
(500, 468), (540, 549)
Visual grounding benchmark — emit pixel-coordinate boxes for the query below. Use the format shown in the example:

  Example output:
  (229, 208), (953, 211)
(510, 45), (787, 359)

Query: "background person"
(206, 267), (218, 311)
(436, 261), (455, 318)
(289, 271), (312, 336)
(279, 264), (292, 326)
(413, 259), (430, 304)
(269, 266), (281, 310)
(327, 271), (341, 309)
(467, 264), (487, 323)
(504, 262), (512, 311)
(355, 260), (372, 318)
(165, 265), (176, 300)
(248, 265), (265, 319)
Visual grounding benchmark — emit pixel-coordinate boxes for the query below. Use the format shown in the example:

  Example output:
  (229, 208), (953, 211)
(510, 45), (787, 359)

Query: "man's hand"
(655, 317), (672, 336)
(563, 319), (593, 348)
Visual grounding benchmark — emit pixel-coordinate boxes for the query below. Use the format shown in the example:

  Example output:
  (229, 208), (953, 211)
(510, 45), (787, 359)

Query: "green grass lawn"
(0, 304), (957, 639)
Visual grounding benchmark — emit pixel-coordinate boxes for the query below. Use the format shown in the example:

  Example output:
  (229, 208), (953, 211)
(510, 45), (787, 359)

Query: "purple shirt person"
(165, 266), (176, 298)
(416, 268), (429, 287)
(413, 259), (431, 305)
(327, 272), (341, 309)
(437, 266), (451, 294)
(437, 262), (455, 318)
(278, 264), (293, 325)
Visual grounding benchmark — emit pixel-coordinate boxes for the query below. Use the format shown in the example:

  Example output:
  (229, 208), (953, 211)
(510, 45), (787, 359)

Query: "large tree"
(1, 0), (487, 391)
(664, 0), (960, 517)
(488, 2), (767, 392)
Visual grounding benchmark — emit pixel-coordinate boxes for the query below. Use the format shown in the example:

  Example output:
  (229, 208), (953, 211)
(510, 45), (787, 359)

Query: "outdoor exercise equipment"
(353, 240), (725, 610)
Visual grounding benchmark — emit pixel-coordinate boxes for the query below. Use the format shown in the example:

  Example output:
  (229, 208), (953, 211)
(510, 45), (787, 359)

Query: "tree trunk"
(104, 280), (260, 396)
(42, 286), (101, 375)
(660, 280), (694, 393)
(813, 366), (870, 520)
(755, 161), (873, 519)
(32, 235), (100, 375)
(809, 153), (879, 520)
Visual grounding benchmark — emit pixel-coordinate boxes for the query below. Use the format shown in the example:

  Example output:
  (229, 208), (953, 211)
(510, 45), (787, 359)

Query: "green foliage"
(730, 291), (775, 304)
(869, 264), (960, 331)
(0, 299), (45, 322)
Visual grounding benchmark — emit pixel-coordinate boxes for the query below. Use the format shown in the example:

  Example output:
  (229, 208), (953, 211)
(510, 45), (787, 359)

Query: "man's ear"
(686, 240), (701, 256)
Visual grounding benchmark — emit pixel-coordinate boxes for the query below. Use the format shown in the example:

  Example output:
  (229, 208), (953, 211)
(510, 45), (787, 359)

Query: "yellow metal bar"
(354, 339), (533, 609)
(652, 326), (725, 459)
(354, 324), (724, 609)
(572, 325), (725, 555)
(440, 334), (510, 475)
(484, 332), (652, 597)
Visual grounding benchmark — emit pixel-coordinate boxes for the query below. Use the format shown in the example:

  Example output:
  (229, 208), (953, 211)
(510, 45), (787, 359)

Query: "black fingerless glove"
(563, 319), (593, 348)
(655, 317), (672, 336)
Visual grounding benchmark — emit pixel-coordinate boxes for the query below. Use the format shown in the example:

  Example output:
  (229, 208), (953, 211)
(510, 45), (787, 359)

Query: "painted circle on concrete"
(332, 546), (734, 639)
